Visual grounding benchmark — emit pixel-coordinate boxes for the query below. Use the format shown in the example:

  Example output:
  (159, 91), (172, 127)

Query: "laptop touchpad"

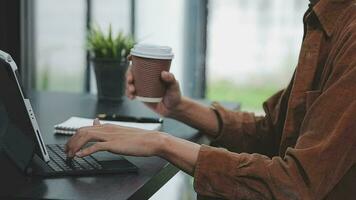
(91, 151), (123, 161)
(91, 151), (135, 169)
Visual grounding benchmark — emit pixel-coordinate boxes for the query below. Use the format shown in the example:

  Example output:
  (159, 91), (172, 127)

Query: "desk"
(0, 91), (239, 200)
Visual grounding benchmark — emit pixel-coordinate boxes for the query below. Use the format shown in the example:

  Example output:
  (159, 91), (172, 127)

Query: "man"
(66, 0), (356, 199)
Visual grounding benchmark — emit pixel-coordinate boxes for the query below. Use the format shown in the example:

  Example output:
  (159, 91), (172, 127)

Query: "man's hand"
(125, 55), (182, 117)
(65, 119), (200, 175)
(65, 119), (164, 158)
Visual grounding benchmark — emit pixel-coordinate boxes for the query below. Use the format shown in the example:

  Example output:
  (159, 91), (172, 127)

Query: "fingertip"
(161, 71), (169, 77)
(161, 71), (174, 81)
(93, 118), (101, 126)
(128, 85), (135, 93)
(127, 72), (133, 79)
(75, 150), (84, 157)
(128, 94), (135, 100)
(64, 144), (69, 153)
(78, 143), (100, 157)
(67, 151), (74, 158)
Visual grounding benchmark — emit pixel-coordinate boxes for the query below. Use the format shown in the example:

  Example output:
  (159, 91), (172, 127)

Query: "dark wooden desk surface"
(0, 91), (239, 200)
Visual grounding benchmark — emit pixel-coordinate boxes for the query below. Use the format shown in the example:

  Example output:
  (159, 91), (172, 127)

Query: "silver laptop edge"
(0, 50), (50, 162)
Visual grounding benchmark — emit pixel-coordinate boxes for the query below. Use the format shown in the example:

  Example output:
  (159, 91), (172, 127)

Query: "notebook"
(54, 117), (162, 135)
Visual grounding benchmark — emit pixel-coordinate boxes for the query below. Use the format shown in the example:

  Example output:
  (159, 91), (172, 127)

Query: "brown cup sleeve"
(131, 56), (171, 98)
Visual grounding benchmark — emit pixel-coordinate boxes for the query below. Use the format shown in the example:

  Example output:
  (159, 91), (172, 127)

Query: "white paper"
(54, 116), (162, 135)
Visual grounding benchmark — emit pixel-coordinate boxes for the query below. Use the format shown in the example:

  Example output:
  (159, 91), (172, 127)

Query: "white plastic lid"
(130, 44), (174, 60)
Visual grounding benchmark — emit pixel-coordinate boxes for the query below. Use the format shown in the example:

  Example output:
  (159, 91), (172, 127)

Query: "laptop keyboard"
(46, 144), (102, 172)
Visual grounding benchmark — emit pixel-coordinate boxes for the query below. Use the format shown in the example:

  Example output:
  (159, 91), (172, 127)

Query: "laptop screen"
(0, 57), (45, 171)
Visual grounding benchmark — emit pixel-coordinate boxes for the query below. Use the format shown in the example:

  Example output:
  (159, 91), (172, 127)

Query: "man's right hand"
(125, 64), (182, 117)
(126, 57), (220, 137)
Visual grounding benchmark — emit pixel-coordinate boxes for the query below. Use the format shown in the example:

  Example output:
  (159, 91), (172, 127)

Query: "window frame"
(183, 0), (208, 98)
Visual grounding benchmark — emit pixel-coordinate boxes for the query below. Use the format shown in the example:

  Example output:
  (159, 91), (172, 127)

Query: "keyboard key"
(48, 161), (64, 172)
(46, 144), (103, 172)
(83, 156), (103, 170)
(74, 157), (94, 170)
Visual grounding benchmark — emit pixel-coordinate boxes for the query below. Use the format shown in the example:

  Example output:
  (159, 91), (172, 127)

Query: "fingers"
(126, 69), (134, 84)
(161, 71), (181, 93)
(125, 67), (136, 99)
(126, 70), (179, 100)
(128, 84), (135, 94)
(64, 126), (96, 153)
(93, 118), (101, 126)
(126, 85), (136, 100)
(161, 71), (176, 84)
(75, 142), (109, 157)
(65, 128), (108, 158)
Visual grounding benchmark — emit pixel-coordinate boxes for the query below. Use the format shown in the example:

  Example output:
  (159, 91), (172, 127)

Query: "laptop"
(0, 50), (138, 176)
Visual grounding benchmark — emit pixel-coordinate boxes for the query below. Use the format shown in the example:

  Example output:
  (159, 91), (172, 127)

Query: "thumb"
(161, 71), (176, 84)
(93, 118), (101, 126)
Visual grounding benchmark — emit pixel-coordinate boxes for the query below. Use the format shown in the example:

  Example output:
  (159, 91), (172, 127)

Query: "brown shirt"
(193, 0), (356, 199)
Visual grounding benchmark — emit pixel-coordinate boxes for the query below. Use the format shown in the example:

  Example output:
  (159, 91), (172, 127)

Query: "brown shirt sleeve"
(211, 87), (289, 156)
(193, 38), (356, 200)
(195, 100), (356, 199)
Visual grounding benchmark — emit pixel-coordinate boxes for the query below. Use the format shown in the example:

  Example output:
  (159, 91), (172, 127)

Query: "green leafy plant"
(87, 25), (135, 61)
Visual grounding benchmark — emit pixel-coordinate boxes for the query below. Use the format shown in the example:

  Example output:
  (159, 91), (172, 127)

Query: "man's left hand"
(65, 119), (163, 158)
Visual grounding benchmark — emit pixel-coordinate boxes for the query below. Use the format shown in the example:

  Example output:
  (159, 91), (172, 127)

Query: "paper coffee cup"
(131, 44), (174, 103)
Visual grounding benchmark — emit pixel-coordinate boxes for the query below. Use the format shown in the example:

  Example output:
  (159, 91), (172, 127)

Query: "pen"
(97, 113), (163, 123)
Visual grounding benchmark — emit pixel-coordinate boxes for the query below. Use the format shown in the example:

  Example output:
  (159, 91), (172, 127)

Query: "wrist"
(167, 97), (189, 118)
(152, 132), (172, 158)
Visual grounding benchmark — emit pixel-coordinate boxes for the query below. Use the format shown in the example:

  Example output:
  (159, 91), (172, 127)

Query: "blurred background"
(6, 0), (309, 199)
(34, 0), (308, 112)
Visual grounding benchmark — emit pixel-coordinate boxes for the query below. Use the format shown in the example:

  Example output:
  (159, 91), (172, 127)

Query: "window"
(92, 0), (131, 34)
(35, 0), (86, 92)
(34, 0), (188, 95)
(135, 0), (185, 84)
(90, 0), (132, 93)
(206, 0), (309, 111)
(34, 0), (133, 93)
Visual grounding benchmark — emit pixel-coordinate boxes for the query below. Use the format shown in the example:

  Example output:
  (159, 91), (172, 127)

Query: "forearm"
(156, 132), (200, 176)
(169, 97), (219, 138)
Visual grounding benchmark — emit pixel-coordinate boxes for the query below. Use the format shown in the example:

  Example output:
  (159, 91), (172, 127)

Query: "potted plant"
(87, 25), (134, 102)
